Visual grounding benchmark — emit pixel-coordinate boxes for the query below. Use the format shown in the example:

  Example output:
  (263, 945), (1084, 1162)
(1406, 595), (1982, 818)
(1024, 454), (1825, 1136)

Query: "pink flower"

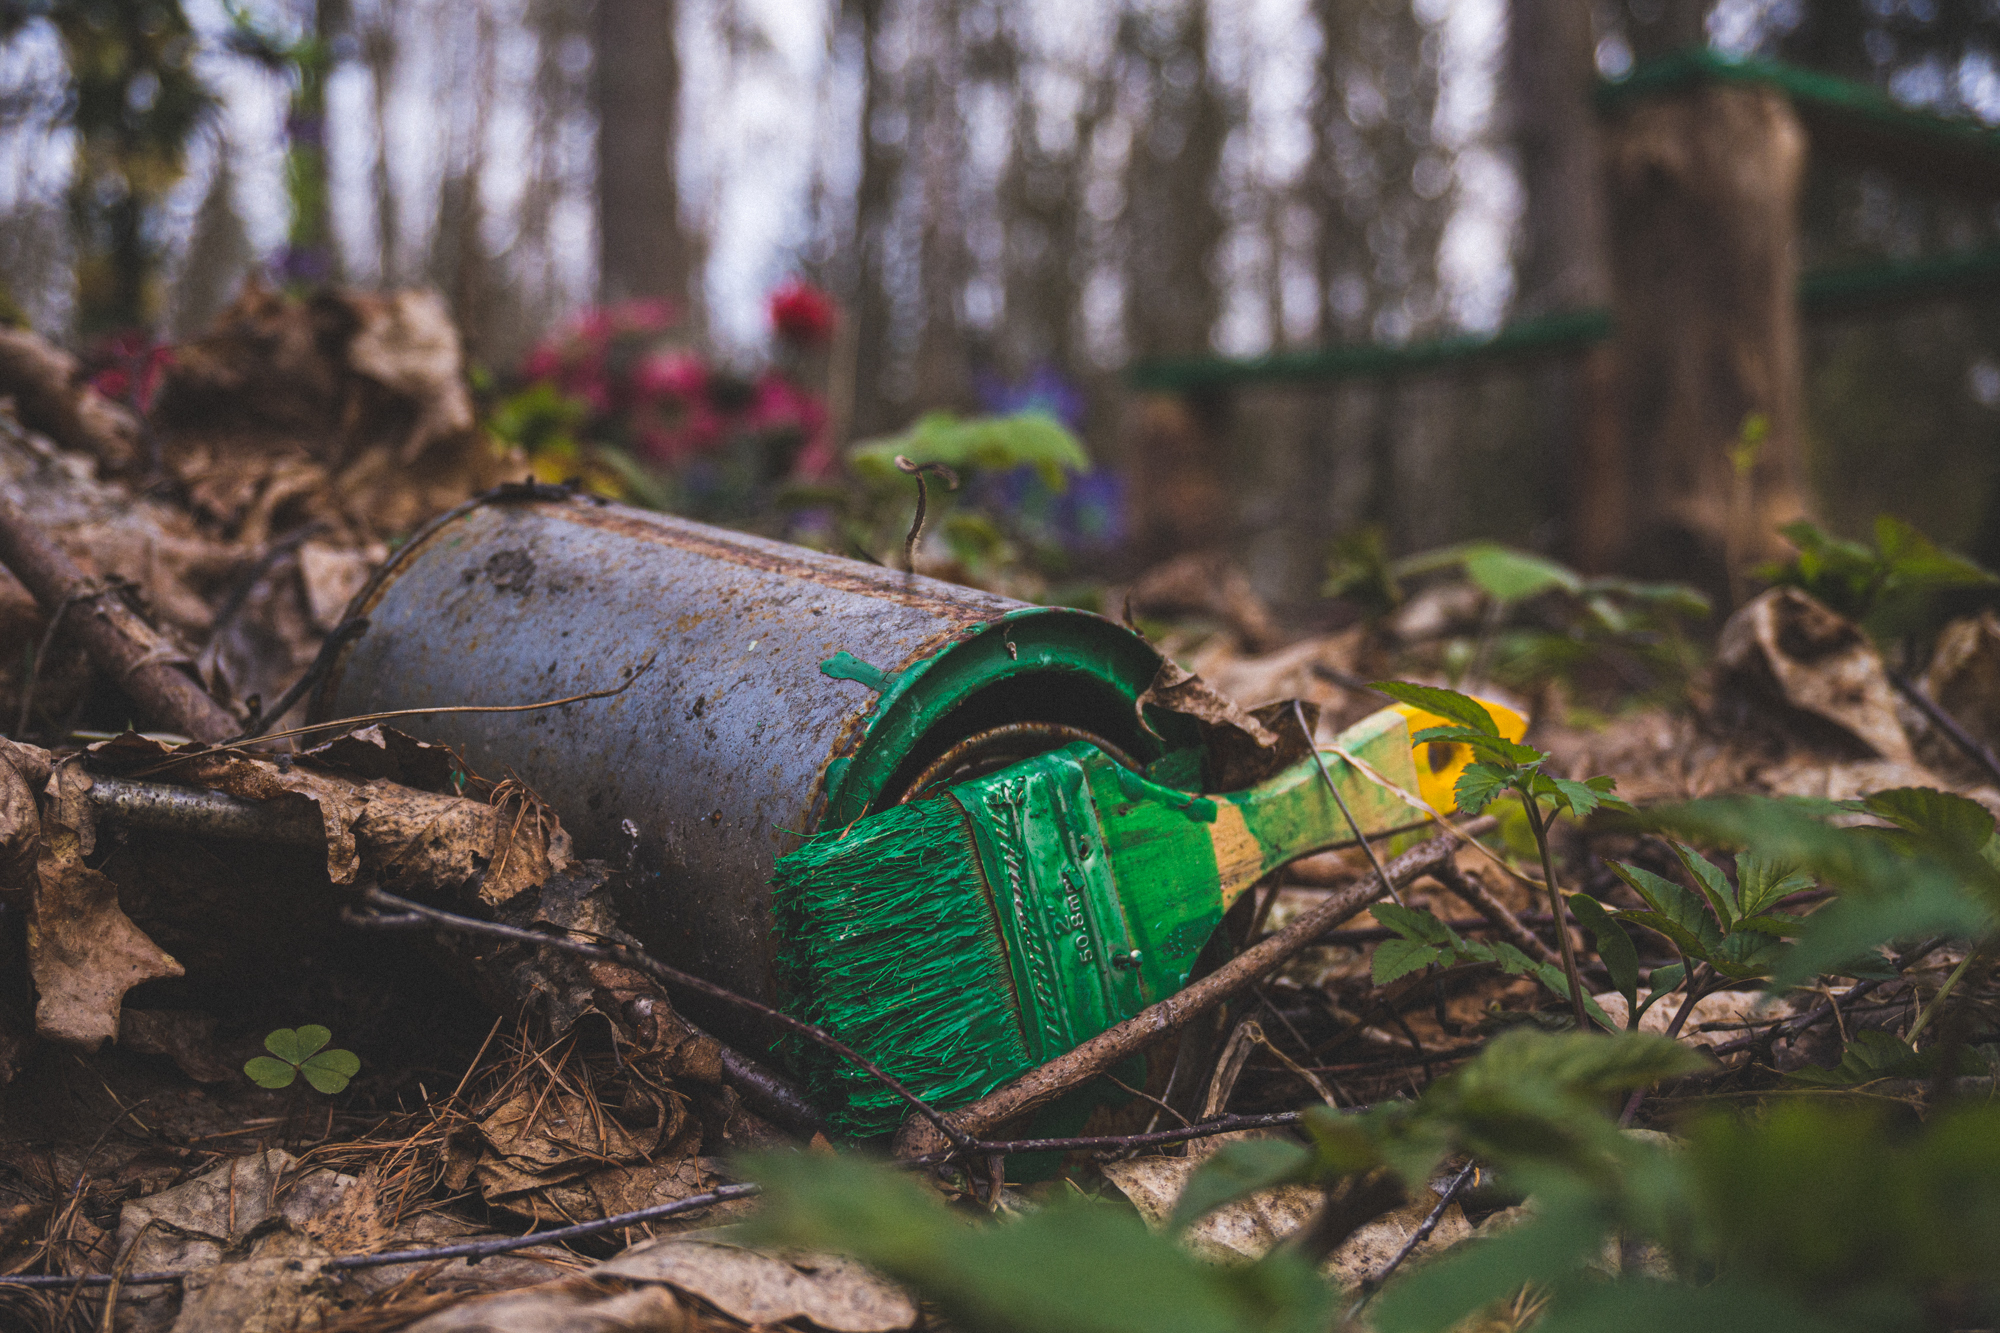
(610, 298), (676, 335)
(521, 342), (564, 382)
(746, 371), (827, 435)
(632, 350), (708, 402)
(769, 281), (836, 346)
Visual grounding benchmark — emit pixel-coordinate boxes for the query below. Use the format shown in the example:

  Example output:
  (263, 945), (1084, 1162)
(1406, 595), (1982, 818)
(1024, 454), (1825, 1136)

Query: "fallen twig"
(1430, 858), (1563, 969)
(892, 825), (1487, 1159)
(0, 1183), (763, 1290)
(1352, 1160), (1479, 1307)
(227, 615), (370, 742)
(1888, 669), (2000, 788)
(347, 886), (968, 1151)
(0, 490), (238, 743)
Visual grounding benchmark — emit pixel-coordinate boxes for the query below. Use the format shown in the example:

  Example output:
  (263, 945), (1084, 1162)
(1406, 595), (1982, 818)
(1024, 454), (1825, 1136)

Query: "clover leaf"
(244, 1025), (361, 1094)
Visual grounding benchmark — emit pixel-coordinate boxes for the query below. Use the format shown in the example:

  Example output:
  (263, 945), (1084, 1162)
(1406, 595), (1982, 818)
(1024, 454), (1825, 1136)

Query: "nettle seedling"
(245, 1026), (360, 1094)
(1371, 681), (1632, 1028)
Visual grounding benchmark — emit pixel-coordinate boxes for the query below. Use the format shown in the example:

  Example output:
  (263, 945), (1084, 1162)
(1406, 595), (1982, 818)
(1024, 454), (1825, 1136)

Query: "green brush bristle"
(774, 794), (1034, 1136)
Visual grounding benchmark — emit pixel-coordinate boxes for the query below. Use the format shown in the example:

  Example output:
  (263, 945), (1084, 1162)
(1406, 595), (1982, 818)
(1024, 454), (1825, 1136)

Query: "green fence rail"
(1126, 50), (2000, 394)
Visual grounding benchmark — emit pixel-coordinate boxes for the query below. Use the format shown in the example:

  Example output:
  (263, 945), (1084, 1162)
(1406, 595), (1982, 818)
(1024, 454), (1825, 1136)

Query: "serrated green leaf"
(1707, 930), (1787, 980)
(1734, 851), (1814, 919)
(1409, 725), (1543, 766)
(300, 1048), (359, 1095)
(1862, 787), (1996, 853)
(1549, 777), (1602, 821)
(1570, 893), (1640, 1012)
(1373, 903), (1460, 946)
(1371, 681), (1499, 736)
(1374, 937), (1443, 985)
(1608, 862), (1724, 959)
(1671, 843), (1738, 929)
(244, 1056), (296, 1089)
(1453, 762), (1513, 815)
(1169, 1138), (1314, 1232)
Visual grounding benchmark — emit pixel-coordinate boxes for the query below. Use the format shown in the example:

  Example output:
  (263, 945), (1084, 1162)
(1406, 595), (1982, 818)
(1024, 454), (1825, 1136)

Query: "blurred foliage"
(1, 0), (213, 335)
(1757, 515), (1998, 650)
(1329, 535), (1708, 706)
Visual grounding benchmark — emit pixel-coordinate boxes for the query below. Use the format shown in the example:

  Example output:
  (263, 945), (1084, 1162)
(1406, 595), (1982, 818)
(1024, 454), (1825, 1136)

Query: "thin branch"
(345, 886), (974, 1154)
(0, 1184), (763, 1290)
(227, 616), (371, 742)
(892, 827), (1487, 1159)
(1888, 669), (2000, 787)
(894, 455), (958, 573)
(1352, 1160), (1479, 1307)
(1295, 699), (1404, 907)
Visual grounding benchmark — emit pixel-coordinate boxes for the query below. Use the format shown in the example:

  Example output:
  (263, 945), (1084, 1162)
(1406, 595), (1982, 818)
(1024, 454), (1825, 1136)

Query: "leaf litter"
(7, 289), (2000, 1332)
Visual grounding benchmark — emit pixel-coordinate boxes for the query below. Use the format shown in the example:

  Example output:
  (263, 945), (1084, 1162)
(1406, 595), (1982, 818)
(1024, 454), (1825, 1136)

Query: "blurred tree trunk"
(1506, 0), (1619, 570)
(912, 0), (968, 409)
(1122, 0), (1234, 564)
(51, 0), (209, 338)
(594, 0), (690, 309)
(1604, 82), (1808, 600)
(363, 18), (399, 286)
(844, 0), (904, 440)
(1623, 0), (1709, 61)
(1305, 0), (1446, 346)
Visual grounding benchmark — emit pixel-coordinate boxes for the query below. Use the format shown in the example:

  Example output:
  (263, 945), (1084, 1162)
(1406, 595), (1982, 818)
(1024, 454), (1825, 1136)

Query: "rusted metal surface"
(314, 493), (1174, 1047)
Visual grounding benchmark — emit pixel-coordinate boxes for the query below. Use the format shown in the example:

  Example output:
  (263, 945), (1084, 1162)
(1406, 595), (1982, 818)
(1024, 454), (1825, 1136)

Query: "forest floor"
(2, 289), (1997, 1333)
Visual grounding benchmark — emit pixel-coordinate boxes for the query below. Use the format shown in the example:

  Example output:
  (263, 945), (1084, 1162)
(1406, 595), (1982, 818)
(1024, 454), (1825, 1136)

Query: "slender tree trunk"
(1603, 82), (1808, 598)
(594, 0), (689, 307)
(364, 20), (399, 287)
(845, 0), (902, 439)
(912, 0), (968, 409)
(1506, 0), (1620, 569)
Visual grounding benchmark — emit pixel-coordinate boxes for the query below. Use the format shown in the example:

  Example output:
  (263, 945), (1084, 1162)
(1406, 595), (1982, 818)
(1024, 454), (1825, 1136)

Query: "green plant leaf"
(1735, 852), (1814, 920)
(1547, 777), (1606, 821)
(1374, 938), (1443, 985)
(1607, 862), (1724, 959)
(1671, 843), (1738, 929)
(851, 410), (1090, 490)
(1452, 762), (1513, 816)
(1374, 903), (1460, 946)
(740, 1150), (1336, 1333)
(1862, 787), (1996, 853)
(1633, 963), (1686, 1023)
(1529, 1277), (1848, 1333)
(1410, 726), (1543, 766)
(1570, 894), (1639, 1013)
(1459, 544), (1583, 604)
(300, 1048), (360, 1095)
(1371, 681), (1499, 736)
(1170, 1139), (1314, 1232)
(244, 1055), (296, 1090)
(262, 1026), (327, 1064)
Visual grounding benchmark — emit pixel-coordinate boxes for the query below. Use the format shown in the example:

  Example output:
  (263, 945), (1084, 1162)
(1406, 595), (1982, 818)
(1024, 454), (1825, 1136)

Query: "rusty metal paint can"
(315, 491), (1182, 1043)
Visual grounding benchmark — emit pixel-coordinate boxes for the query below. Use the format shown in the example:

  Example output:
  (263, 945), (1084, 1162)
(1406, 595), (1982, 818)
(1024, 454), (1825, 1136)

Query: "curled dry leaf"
(596, 1236), (920, 1333)
(1716, 587), (1915, 763)
(87, 732), (572, 902)
(1102, 1148), (1470, 1287)
(0, 737), (50, 894)
(29, 761), (181, 1047)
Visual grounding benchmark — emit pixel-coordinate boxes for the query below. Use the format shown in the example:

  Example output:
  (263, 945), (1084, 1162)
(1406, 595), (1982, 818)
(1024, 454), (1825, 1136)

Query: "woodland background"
(6, 0), (2000, 604)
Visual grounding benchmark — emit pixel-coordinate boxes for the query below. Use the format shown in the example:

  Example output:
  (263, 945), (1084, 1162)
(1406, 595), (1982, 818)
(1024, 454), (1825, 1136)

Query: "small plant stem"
(1520, 788), (1590, 1029)
(1296, 699), (1405, 907)
(1907, 947), (1980, 1045)
(1619, 962), (1708, 1127)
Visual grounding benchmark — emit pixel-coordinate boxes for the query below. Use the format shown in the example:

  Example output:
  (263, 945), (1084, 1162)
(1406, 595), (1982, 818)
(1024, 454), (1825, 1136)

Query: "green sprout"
(244, 1025), (360, 1094)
